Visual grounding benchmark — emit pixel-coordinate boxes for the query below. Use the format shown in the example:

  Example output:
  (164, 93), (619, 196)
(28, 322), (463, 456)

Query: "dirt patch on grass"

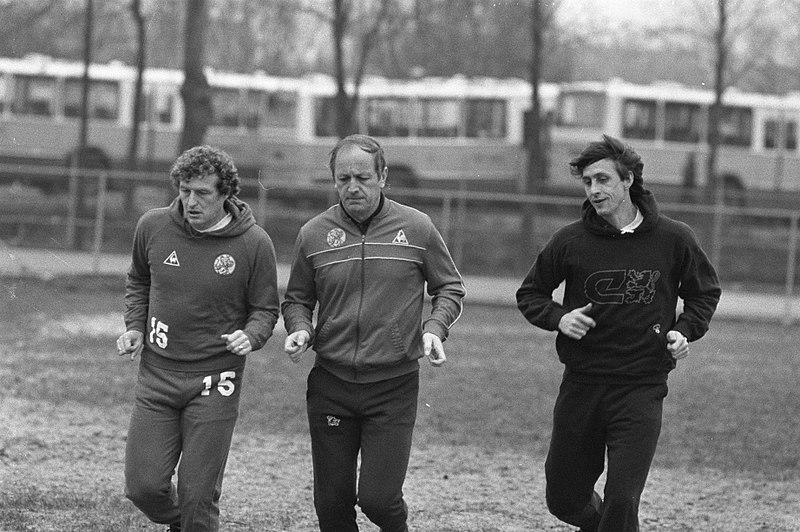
(1, 398), (798, 531)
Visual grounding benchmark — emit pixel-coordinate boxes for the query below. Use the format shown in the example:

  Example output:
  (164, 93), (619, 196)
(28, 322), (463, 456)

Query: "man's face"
(582, 158), (632, 223)
(179, 173), (227, 231)
(333, 144), (386, 222)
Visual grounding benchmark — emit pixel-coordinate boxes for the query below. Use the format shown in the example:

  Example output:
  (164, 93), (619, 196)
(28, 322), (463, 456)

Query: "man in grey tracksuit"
(282, 134), (465, 532)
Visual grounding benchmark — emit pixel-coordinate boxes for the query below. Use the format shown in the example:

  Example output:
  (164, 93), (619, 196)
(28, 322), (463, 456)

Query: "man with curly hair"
(116, 145), (280, 531)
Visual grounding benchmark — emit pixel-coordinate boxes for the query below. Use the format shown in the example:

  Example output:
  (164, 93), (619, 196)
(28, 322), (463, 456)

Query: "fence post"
(91, 171), (108, 273)
(66, 163), (80, 249)
(257, 181), (268, 227)
(783, 213), (798, 326)
(710, 198), (724, 269)
(450, 185), (467, 267)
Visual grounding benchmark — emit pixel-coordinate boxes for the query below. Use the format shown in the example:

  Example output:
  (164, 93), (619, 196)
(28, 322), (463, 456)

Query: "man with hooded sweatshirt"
(116, 145), (279, 532)
(516, 135), (720, 532)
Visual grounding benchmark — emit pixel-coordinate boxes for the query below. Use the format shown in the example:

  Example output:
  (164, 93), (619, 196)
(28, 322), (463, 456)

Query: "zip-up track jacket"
(282, 199), (465, 383)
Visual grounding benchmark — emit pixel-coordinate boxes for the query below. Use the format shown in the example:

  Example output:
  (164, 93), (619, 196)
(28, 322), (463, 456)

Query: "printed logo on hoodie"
(585, 269), (661, 305)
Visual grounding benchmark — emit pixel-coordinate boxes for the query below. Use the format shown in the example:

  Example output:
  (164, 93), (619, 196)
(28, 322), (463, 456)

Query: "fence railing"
(2, 163), (799, 313)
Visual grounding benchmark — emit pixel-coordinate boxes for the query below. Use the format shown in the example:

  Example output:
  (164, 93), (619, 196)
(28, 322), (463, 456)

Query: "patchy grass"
(1, 276), (799, 530)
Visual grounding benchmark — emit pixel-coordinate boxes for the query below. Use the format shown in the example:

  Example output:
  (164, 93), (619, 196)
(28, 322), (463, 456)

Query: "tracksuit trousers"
(124, 359), (243, 532)
(306, 366), (418, 532)
(545, 380), (668, 532)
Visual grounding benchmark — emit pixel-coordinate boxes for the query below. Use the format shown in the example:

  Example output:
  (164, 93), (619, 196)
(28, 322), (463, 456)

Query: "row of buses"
(1, 54), (799, 193)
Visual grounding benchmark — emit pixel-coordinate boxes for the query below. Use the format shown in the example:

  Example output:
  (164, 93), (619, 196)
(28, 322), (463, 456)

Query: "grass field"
(1, 275), (799, 531)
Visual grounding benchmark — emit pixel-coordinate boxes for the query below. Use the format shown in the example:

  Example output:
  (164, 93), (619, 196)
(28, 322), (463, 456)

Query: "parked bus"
(549, 78), (800, 194)
(0, 54), (558, 190)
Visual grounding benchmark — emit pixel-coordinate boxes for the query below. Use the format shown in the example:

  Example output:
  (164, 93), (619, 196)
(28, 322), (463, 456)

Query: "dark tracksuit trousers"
(124, 360), (242, 532)
(306, 366), (418, 532)
(545, 380), (668, 532)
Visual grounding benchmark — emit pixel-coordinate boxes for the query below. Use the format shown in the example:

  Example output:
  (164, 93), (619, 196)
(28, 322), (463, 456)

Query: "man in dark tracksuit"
(516, 135), (720, 532)
(282, 134), (465, 532)
(117, 146), (279, 532)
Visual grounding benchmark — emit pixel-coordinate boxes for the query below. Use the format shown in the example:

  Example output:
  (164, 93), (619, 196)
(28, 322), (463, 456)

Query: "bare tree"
(705, 0), (727, 199)
(521, 0), (558, 259)
(284, 0), (401, 138)
(127, 0), (147, 171)
(179, 0), (211, 152)
(331, 0), (396, 137)
(526, 0), (558, 193)
(680, 0), (782, 198)
(78, 0), (94, 159)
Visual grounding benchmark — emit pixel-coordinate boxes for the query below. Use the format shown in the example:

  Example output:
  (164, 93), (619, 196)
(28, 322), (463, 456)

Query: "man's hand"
(222, 330), (252, 356)
(284, 330), (311, 363)
(666, 330), (689, 360)
(558, 303), (596, 340)
(116, 330), (144, 360)
(423, 332), (446, 367)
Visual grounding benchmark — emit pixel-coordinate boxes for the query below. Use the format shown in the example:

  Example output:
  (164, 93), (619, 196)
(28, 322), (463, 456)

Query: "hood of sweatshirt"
(168, 195), (257, 237)
(581, 189), (660, 237)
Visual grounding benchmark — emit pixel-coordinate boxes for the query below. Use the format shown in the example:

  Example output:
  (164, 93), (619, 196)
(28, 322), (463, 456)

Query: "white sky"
(556, 0), (685, 29)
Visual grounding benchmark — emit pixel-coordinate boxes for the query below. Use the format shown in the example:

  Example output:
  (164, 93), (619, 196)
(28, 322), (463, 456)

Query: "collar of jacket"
(581, 188), (660, 237)
(169, 196), (256, 238)
(340, 193), (386, 234)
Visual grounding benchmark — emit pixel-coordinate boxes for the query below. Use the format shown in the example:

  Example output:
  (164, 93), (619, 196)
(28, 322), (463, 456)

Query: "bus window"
(622, 99), (656, 140)
(466, 99), (506, 138)
(64, 80), (81, 117)
(556, 92), (604, 128)
(265, 91), (296, 128)
(141, 88), (175, 125)
(314, 96), (338, 137)
(764, 119), (798, 151)
(12, 75), (55, 116)
(719, 105), (752, 147)
(787, 121), (797, 150)
(0, 75), (7, 113)
(419, 99), (460, 137)
(64, 79), (120, 120)
(365, 98), (410, 137)
(665, 102), (701, 143)
(211, 88), (240, 127)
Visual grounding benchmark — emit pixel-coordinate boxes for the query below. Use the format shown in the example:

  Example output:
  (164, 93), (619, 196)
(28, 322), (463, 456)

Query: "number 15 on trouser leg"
(125, 363), (242, 532)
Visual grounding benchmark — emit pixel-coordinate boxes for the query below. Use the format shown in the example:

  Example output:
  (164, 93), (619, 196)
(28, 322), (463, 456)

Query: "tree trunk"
(179, 0), (211, 153)
(127, 0), (146, 171)
(124, 0), (146, 217)
(333, 0), (353, 138)
(521, 0), (551, 262)
(706, 0), (727, 201)
(527, 0), (545, 194)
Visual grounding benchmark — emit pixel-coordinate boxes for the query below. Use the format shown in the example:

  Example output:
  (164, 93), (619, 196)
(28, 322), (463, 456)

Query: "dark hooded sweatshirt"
(516, 190), (721, 384)
(124, 197), (279, 373)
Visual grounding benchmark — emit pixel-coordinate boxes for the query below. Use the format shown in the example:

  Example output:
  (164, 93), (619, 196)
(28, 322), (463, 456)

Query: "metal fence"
(1, 163), (799, 306)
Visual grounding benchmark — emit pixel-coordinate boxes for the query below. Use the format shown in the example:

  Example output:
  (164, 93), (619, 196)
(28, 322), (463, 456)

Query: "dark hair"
(328, 134), (387, 178)
(169, 145), (240, 197)
(569, 134), (645, 199)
